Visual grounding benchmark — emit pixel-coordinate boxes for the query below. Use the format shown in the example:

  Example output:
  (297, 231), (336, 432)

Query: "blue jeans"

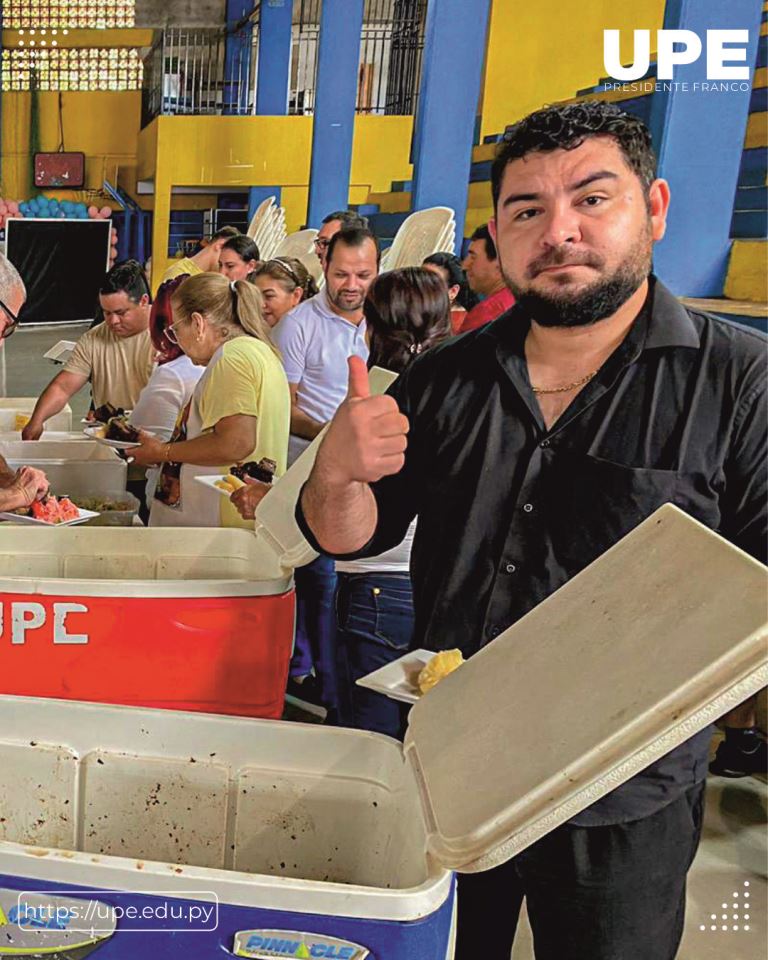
(292, 554), (339, 717)
(335, 572), (413, 739)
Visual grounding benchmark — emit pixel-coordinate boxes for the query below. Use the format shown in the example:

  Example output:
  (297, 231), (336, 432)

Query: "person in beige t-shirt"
(23, 260), (155, 439)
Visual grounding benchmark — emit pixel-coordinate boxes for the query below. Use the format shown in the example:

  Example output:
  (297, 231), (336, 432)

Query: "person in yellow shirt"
(162, 225), (242, 284)
(131, 272), (290, 529)
(23, 260), (155, 440)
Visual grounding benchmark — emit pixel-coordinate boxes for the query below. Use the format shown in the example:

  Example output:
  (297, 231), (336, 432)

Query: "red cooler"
(0, 367), (395, 719)
(0, 526), (302, 717)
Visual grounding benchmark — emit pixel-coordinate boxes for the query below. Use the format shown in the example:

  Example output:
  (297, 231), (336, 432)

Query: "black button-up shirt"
(298, 277), (767, 825)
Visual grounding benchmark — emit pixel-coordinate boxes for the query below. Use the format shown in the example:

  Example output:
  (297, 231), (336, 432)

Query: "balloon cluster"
(0, 197), (119, 265)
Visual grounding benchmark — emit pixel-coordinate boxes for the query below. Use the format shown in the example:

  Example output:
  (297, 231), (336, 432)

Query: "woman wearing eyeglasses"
(131, 273), (290, 529)
(251, 258), (319, 328)
(128, 275), (204, 515)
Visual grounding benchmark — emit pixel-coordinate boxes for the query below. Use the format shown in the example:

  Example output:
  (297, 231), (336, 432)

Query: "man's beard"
(327, 287), (365, 313)
(503, 229), (652, 328)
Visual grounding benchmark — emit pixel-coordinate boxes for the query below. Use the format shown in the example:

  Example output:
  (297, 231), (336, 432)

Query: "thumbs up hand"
(315, 356), (409, 485)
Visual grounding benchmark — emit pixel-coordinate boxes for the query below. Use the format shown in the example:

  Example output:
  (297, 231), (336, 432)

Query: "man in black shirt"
(297, 102), (767, 960)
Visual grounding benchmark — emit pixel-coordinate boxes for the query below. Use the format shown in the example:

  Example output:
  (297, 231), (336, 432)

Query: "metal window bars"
(142, 0), (427, 125)
(142, 24), (259, 125)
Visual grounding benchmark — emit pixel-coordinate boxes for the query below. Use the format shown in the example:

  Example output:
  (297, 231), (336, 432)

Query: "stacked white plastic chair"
(379, 206), (456, 272)
(273, 228), (317, 260)
(246, 196), (287, 261)
(272, 229), (324, 290)
(299, 251), (325, 290)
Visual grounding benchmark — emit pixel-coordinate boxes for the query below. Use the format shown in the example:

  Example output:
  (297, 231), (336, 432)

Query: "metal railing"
(143, 0), (426, 124)
(142, 25), (259, 125)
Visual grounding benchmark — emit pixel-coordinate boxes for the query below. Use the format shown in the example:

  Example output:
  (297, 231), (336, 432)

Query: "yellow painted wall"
(142, 114), (414, 290)
(1, 90), (142, 201)
(0, 29), (153, 202)
(725, 240), (768, 302)
(480, 0), (665, 139)
(350, 115), (413, 194)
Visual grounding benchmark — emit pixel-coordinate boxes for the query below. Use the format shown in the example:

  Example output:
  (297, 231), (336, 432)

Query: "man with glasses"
(0, 253), (50, 508)
(23, 260), (155, 441)
(313, 210), (369, 270)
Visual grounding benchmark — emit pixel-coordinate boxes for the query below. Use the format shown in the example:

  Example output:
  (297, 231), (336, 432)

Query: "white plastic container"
(0, 439), (122, 462)
(0, 506), (765, 959)
(0, 431), (90, 443)
(0, 398), (72, 432)
(4, 456), (127, 496)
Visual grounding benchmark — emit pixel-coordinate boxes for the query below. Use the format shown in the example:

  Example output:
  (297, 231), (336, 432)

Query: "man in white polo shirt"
(272, 226), (379, 720)
(273, 226), (379, 465)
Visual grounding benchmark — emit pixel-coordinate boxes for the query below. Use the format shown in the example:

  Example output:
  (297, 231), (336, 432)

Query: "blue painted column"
(256, 0), (293, 114)
(411, 0), (492, 252)
(306, 0), (365, 227)
(223, 0), (254, 115)
(249, 0), (293, 224)
(247, 186), (283, 222)
(649, 0), (763, 296)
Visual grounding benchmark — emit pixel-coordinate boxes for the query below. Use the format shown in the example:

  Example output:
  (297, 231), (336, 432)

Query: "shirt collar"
(309, 287), (367, 332)
(643, 276), (701, 350)
(486, 274), (700, 361)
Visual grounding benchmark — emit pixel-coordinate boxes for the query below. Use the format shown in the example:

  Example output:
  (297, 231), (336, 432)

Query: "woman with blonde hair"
(132, 273), (290, 528)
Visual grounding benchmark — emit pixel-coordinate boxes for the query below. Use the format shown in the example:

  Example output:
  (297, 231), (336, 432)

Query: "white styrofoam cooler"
(0, 440), (120, 461)
(0, 505), (765, 958)
(0, 399), (72, 432)
(0, 437), (128, 496)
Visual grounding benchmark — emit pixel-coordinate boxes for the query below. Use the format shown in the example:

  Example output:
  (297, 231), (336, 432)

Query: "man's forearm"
(28, 382), (72, 428)
(301, 460), (378, 555)
(0, 455), (13, 482)
(164, 430), (252, 466)
(290, 405), (326, 441)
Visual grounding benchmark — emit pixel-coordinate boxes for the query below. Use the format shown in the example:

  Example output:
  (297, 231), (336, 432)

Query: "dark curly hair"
(491, 101), (657, 209)
(364, 268), (452, 375)
(99, 259), (150, 304)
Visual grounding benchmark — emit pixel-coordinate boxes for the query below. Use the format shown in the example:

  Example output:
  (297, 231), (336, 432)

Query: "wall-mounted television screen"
(5, 218), (111, 325)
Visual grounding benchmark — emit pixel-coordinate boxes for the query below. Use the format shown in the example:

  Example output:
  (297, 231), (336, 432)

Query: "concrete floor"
(1, 322), (93, 422)
(509, 773), (766, 960)
(3, 324), (766, 960)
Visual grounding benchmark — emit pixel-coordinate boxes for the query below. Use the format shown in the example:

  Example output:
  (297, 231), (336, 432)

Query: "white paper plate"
(194, 474), (246, 497)
(355, 649), (437, 704)
(82, 424), (143, 450)
(0, 506), (99, 526)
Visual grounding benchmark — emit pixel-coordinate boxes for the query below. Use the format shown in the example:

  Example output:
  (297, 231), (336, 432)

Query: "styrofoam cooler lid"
(252, 366), (398, 572)
(403, 504), (768, 873)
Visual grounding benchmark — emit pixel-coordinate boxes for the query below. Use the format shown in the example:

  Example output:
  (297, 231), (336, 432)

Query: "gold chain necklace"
(531, 370), (598, 394)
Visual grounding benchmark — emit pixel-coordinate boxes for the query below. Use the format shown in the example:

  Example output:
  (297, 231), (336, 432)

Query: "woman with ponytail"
(131, 273), (290, 528)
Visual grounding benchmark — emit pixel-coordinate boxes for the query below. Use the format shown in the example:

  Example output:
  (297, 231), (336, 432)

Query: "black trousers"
(456, 782), (706, 960)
